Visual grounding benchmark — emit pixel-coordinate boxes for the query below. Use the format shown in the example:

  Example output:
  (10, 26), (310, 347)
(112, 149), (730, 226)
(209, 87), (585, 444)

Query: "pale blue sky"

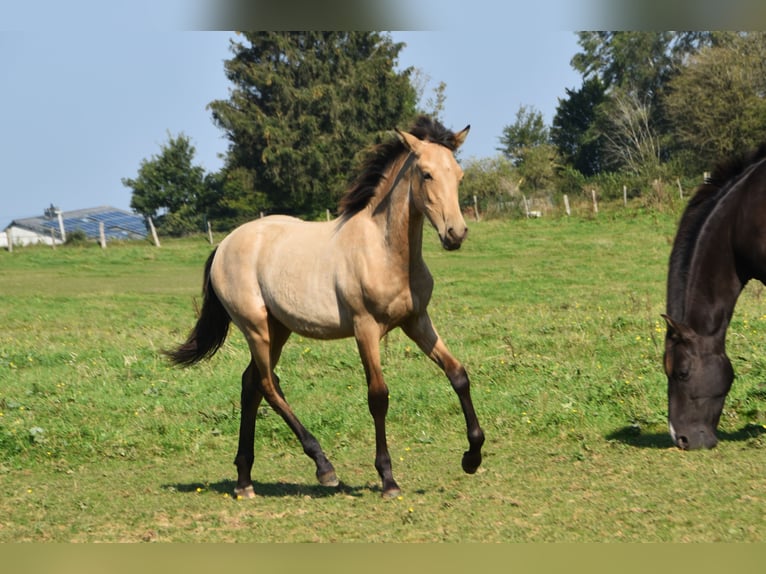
(0, 3), (585, 228)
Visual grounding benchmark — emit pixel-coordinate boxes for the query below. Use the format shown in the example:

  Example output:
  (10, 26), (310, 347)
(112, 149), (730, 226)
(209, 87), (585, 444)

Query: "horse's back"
(734, 161), (766, 280)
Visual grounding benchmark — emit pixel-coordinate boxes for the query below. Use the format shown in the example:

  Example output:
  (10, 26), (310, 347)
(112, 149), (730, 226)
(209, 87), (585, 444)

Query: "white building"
(2, 205), (148, 249)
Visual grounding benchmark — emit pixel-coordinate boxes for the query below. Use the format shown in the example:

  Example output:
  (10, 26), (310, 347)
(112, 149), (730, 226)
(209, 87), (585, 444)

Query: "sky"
(3, 1), (766, 229)
(0, 2), (594, 229)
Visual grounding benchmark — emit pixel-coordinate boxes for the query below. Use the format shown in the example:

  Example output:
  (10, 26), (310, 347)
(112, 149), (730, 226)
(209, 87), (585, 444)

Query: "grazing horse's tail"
(164, 248), (231, 367)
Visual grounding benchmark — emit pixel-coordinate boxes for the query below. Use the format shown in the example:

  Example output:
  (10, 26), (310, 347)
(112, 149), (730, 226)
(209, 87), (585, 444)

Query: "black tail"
(164, 248), (231, 367)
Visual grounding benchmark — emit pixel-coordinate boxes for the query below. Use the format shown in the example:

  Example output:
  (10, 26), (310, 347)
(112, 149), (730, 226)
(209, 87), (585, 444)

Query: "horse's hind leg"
(233, 362), (290, 499)
(244, 311), (339, 489)
(234, 361), (262, 499)
(402, 313), (485, 474)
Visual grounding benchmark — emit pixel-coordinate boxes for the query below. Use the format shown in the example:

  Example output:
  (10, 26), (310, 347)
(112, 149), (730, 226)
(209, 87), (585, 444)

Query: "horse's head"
(662, 314), (733, 450)
(396, 126), (470, 250)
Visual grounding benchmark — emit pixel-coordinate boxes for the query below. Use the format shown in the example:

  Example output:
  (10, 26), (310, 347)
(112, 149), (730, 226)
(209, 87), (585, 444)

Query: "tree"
(664, 32), (766, 172)
(571, 32), (712, 100)
(498, 105), (550, 166)
(563, 32), (717, 176)
(551, 77), (607, 176)
(598, 90), (661, 175)
(497, 105), (558, 193)
(123, 133), (208, 235)
(410, 69), (448, 123)
(460, 155), (518, 206)
(208, 32), (418, 218)
(516, 143), (559, 192)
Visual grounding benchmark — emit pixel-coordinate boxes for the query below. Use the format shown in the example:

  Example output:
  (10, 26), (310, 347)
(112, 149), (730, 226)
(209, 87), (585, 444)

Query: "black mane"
(667, 144), (766, 317)
(338, 116), (461, 217)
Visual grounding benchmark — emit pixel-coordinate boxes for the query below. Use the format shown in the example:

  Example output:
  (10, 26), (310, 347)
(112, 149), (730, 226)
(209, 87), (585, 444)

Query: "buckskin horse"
(664, 144), (766, 449)
(165, 116), (485, 498)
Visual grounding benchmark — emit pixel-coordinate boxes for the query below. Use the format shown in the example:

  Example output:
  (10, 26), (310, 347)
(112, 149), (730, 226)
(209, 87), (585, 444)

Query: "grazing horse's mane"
(338, 116), (461, 217)
(668, 143), (766, 317)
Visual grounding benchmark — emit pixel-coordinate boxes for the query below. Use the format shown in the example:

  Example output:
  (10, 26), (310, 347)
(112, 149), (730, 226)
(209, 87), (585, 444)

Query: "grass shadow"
(606, 426), (674, 449)
(163, 478), (368, 499)
(718, 423), (766, 443)
(607, 422), (766, 449)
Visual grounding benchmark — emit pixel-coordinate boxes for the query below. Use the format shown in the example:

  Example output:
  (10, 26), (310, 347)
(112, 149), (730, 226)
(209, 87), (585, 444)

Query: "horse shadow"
(606, 422), (766, 449)
(163, 479), (369, 499)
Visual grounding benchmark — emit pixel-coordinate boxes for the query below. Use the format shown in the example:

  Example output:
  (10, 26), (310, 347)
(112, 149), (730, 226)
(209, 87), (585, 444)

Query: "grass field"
(1, 206), (765, 542)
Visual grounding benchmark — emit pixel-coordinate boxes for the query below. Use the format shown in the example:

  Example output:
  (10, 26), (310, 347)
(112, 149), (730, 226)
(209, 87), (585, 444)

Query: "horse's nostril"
(447, 227), (467, 240)
(677, 435), (690, 450)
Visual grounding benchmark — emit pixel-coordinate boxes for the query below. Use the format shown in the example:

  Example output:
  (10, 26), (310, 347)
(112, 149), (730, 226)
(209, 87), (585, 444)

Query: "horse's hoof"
(381, 482), (402, 499)
(382, 487), (402, 499)
(461, 451), (482, 474)
(234, 485), (256, 500)
(317, 470), (340, 487)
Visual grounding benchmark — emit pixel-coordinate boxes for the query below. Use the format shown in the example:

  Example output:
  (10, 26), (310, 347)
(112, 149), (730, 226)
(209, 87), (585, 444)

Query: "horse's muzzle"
(671, 422), (718, 450)
(442, 227), (468, 250)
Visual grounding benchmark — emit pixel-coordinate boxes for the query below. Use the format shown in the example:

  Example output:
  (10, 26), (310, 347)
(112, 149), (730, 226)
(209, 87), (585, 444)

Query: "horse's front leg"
(355, 320), (401, 498)
(402, 312), (485, 474)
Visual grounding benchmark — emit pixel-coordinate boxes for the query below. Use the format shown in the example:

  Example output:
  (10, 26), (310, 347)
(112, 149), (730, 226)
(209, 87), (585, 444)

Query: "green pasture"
(1, 207), (764, 542)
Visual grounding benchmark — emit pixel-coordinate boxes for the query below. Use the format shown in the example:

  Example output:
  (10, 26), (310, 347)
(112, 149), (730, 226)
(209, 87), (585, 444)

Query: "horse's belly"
(260, 264), (354, 340)
(267, 294), (353, 339)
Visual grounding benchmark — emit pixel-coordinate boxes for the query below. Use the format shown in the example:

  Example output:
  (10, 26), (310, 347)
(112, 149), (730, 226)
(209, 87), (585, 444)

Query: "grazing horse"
(166, 117), (485, 498)
(663, 144), (766, 449)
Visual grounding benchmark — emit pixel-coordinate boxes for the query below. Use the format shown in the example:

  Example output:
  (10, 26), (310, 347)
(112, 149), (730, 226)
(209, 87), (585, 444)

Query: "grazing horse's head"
(396, 126), (470, 250)
(662, 315), (734, 450)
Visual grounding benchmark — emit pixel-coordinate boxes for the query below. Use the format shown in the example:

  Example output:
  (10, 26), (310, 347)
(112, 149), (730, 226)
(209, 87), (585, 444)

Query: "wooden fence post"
(6, 229), (12, 253)
(563, 194), (571, 217)
(207, 221), (214, 245)
(473, 195), (480, 221)
(591, 189), (598, 214)
(98, 222), (107, 249)
(147, 216), (161, 247)
(50, 227), (56, 249)
(677, 178), (683, 199)
(623, 185), (627, 207)
(56, 210), (66, 243)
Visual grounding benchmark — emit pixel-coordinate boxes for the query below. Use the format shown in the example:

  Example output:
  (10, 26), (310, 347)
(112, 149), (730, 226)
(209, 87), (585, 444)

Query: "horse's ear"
(662, 314), (695, 342)
(453, 125), (470, 150)
(395, 129), (425, 156)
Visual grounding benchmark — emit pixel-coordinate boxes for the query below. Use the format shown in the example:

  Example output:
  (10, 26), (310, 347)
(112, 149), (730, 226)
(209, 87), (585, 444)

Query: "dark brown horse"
(664, 144), (766, 449)
(165, 117), (484, 498)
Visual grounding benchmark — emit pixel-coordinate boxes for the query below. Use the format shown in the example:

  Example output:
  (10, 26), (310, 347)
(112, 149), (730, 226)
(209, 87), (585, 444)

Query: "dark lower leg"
(274, 409), (338, 487)
(449, 366), (485, 473)
(369, 385), (400, 497)
(234, 363), (262, 498)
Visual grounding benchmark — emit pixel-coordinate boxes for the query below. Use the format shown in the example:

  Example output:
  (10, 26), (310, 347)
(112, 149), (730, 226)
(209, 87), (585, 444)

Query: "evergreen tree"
(551, 77), (606, 177)
(208, 32), (417, 218)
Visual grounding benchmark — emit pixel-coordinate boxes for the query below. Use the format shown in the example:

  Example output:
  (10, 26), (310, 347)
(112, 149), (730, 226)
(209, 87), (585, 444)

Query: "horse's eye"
(676, 368), (690, 381)
(423, 172), (433, 181)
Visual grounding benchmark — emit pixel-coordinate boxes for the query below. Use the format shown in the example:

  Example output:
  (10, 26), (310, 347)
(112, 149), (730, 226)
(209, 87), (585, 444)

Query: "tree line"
(464, 31), (766, 215)
(123, 31), (766, 234)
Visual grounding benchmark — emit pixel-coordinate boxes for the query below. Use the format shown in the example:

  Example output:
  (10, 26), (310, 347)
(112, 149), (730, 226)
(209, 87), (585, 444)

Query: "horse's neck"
(374, 163), (426, 272)
(682, 189), (745, 338)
